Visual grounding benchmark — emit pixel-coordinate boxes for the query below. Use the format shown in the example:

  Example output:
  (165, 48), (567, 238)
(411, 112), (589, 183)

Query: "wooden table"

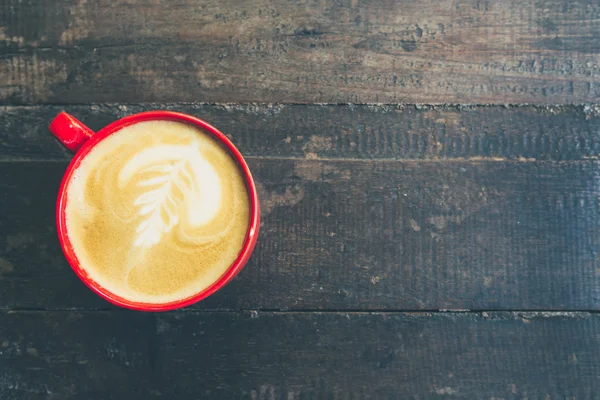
(1, 1), (600, 398)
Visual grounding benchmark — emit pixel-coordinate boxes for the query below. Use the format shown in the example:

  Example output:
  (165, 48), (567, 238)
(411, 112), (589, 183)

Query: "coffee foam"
(65, 120), (250, 304)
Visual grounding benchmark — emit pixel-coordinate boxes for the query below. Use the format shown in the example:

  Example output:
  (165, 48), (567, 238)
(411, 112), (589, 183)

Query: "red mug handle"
(49, 112), (95, 152)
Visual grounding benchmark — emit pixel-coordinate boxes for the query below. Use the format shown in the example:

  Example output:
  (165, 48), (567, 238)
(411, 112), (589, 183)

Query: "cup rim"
(56, 111), (260, 311)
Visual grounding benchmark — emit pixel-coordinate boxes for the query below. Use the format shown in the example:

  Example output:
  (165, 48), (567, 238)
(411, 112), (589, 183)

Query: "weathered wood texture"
(1, 160), (598, 310)
(2, 0), (600, 397)
(0, 311), (598, 399)
(2, 0), (600, 104)
(2, 104), (600, 161)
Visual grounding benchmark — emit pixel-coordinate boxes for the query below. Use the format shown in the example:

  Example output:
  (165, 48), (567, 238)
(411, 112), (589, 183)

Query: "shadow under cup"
(52, 111), (260, 311)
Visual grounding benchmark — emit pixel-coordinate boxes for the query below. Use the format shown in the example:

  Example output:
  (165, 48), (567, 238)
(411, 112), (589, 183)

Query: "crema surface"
(65, 120), (250, 304)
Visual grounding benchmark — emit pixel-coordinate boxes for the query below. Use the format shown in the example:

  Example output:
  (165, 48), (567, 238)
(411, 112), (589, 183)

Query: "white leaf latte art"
(118, 142), (222, 248)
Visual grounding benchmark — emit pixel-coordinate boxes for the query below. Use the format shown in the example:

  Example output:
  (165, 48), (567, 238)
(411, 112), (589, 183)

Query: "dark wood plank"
(1, 160), (598, 310)
(0, 311), (598, 399)
(0, 311), (157, 399)
(2, 0), (600, 104)
(2, 104), (600, 161)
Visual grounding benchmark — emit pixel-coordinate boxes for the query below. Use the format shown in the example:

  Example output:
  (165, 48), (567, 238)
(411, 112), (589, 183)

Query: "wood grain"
(2, 104), (600, 161)
(2, 0), (599, 396)
(1, 160), (598, 310)
(0, 311), (598, 399)
(2, 0), (600, 104)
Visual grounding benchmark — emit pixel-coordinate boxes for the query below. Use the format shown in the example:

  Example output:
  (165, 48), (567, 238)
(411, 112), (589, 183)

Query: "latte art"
(119, 142), (223, 247)
(65, 120), (250, 304)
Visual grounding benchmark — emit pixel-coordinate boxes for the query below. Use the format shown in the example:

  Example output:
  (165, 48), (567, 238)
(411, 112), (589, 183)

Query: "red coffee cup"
(49, 111), (260, 311)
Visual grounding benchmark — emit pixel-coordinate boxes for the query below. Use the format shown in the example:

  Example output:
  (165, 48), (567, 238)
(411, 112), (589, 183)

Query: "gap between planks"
(1, 156), (598, 163)
(0, 308), (596, 317)
(2, 103), (600, 110)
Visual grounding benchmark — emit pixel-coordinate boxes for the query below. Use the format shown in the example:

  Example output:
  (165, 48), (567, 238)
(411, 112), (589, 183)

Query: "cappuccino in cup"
(65, 120), (250, 304)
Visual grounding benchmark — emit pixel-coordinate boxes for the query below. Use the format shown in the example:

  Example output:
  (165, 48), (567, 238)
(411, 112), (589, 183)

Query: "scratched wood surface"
(2, 159), (600, 311)
(2, 0), (600, 398)
(2, 104), (600, 161)
(1, 311), (599, 399)
(2, 0), (600, 104)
